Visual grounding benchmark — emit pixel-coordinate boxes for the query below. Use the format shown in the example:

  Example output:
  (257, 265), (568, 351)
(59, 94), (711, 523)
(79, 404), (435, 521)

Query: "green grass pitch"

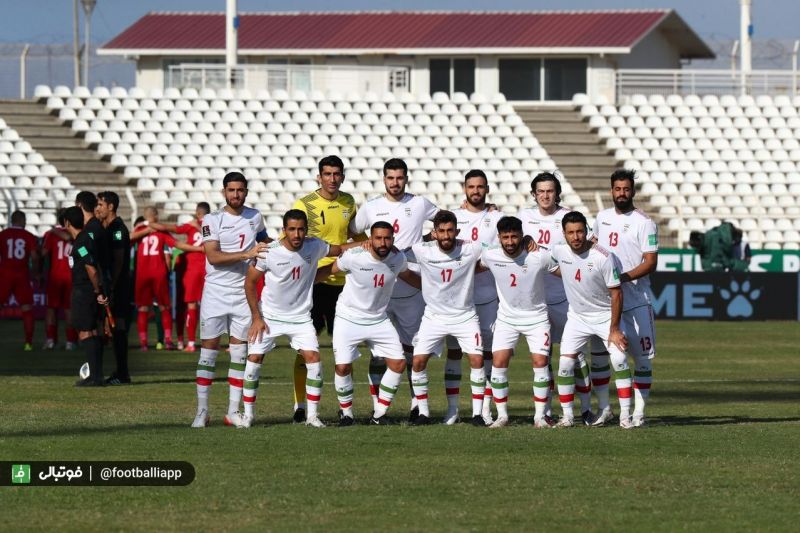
(1, 320), (798, 531)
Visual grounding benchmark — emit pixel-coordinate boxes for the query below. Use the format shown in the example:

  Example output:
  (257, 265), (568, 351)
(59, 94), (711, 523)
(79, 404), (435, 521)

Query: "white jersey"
(201, 207), (266, 288)
(335, 248), (408, 325)
(453, 207), (502, 305)
(550, 244), (621, 324)
(517, 205), (572, 304)
(480, 246), (551, 326)
(350, 192), (438, 297)
(407, 240), (482, 323)
(254, 237), (329, 323)
(593, 208), (658, 311)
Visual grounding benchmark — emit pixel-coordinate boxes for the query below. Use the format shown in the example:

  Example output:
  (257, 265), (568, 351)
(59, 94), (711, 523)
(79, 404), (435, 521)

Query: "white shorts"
(332, 317), (404, 365)
(415, 313), (482, 357)
(200, 283), (250, 342)
(387, 291), (424, 347)
(491, 319), (551, 356)
(446, 298), (498, 352)
(547, 299), (568, 344)
(560, 314), (628, 356)
(248, 317), (319, 355)
(623, 305), (656, 360)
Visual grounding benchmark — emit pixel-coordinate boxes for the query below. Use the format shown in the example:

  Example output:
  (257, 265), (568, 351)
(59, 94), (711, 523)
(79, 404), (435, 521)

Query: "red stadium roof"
(100, 10), (713, 58)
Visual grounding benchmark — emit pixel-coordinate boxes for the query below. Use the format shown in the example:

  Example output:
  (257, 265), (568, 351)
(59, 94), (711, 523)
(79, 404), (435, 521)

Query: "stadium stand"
(0, 113), (78, 235)
(34, 84), (590, 237)
(576, 93), (800, 250)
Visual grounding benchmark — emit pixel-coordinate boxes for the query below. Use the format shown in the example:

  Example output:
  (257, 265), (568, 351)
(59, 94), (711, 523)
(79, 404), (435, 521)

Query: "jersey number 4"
(575, 269), (581, 282)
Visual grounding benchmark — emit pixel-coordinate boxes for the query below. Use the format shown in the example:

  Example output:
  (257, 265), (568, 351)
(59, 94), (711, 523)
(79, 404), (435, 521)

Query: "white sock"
(196, 348), (218, 412)
(469, 367), (486, 417)
(490, 366), (509, 419)
(411, 369), (429, 417)
(335, 372), (354, 417)
(375, 368), (403, 418)
(228, 344), (247, 415)
(242, 360), (262, 418)
(305, 361), (323, 419)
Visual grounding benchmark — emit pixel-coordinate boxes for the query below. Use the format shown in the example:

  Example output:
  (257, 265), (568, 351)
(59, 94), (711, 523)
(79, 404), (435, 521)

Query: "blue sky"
(1, 0), (797, 44)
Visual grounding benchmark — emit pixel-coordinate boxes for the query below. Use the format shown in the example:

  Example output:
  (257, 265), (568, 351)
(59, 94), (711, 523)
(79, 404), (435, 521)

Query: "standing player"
(448, 169), (503, 424)
(240, 209), (362, 428)
(131, 207), (201, 350)
(326, 222), (420, 425)
(96, 191), (132, 385)
(149, 202), (210, 352)
(349, 158), (438, 418)
(481, 216), (554, 428)
(192, 171), (268, 428)
(407, 210), (485, 426)
(592, 170), (658, 427)
(550, 211), (634, 428)
(517, 172), (597, 424)
(290, 155), (359, 422)
(0, 210), (40, 350)
(42, 209), (77, 350)
(63, 206), (107, 387)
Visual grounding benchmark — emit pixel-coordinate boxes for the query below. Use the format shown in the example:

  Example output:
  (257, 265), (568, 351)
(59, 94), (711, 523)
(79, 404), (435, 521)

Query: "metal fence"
(616, 68), (800, 100)
(0, 43), (134, 99)
(166, 63), (411, 96)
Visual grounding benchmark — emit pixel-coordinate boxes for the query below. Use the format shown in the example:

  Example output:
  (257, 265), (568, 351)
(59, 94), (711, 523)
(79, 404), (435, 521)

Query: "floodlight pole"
(226, 0), (238, 89)
(793, 40), (799, 96)
(20, 44), (30, 98)
(740, 0), (752, 95)
(73, 0), (80, 86)
(82, 0), (97, 88)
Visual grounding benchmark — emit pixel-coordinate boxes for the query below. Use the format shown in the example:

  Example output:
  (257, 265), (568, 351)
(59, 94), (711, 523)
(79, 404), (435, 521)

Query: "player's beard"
(467, 194), (485, 208)
(438, 239), (455, 252)
(375, 246), (390, 258)
(613, 195), (633, 211)
(502, 242), (520, 256)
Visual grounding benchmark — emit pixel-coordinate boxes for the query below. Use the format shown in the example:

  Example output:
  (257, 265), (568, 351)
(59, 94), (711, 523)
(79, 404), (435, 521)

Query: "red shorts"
(135, 273), (170, 307)
(183, 268), (205, 303)
(0, 272), (34, 306)
(47, 277), (73, 309)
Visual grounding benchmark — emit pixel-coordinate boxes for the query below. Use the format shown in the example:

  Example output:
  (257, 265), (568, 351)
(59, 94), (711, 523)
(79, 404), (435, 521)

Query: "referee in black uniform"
(64, 206), (107, 387)
(97, 191), (132, 385)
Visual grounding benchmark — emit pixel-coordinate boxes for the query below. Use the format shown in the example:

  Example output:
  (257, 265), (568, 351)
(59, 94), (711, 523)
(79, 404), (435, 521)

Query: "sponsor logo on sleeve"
(78, 246), (88, 257)
(648, 234), (658, 246)
(114, 231), (122, 241)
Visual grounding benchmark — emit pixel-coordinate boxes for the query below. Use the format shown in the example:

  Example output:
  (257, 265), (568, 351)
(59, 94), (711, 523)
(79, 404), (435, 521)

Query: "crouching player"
(326, 221), (420, 426)
(550, 211), (635, 428)
(480, 216), (554, 428)
(241, 209), (361, 428)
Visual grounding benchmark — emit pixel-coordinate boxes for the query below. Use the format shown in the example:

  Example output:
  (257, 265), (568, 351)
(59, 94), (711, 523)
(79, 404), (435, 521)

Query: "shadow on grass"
(657, 388), (800, 403)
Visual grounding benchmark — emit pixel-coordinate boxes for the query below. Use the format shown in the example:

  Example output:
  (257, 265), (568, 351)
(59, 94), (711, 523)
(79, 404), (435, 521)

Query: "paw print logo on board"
(719, 280), (761, 318)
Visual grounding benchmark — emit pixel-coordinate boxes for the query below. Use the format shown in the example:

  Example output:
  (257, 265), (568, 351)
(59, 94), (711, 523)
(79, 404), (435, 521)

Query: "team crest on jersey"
(623, 224), (630, 233)
(342, 208), (350, 220)
(404, 207), (411, 217)
(202, 225), (210, 237)
(114, 230), (122, 240)
(587, 261), (594, 271)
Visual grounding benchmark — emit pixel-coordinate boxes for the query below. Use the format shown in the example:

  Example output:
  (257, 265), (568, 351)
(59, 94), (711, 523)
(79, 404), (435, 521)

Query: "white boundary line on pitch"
(4, 378), (800, 384)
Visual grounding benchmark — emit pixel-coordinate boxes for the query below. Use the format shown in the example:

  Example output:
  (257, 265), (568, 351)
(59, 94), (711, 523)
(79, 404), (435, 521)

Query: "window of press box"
(429, 58), (476, 96)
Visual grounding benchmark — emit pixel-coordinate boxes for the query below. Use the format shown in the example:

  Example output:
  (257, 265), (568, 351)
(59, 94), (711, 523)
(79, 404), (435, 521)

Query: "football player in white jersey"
(349, 158), (438, 420)
(406, 210), (486, 426)
(448, 169), (503, 425)
(592, 169), (658, 427)
(192, 172), (269, 428)
(517, 172), (599, 424)
(481, 216), (555, 428)
(326, 221), (420, 426)
(549, 211), (635, 429)
(238, 209), (362, 428)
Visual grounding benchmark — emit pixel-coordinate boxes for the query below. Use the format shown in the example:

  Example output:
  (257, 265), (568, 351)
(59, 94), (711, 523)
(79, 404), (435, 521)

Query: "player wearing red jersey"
(149, 201), (210, 352)
(41, 209), (78, 350)
(0, 210), (40, 351)
(130, 206), (201, 350)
